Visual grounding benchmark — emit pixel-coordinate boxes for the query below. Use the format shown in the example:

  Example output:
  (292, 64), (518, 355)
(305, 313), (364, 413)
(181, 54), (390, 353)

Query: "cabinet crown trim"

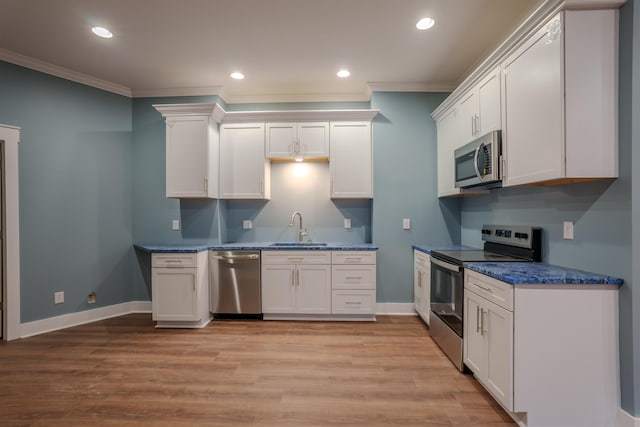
(154, 103), (379, 123)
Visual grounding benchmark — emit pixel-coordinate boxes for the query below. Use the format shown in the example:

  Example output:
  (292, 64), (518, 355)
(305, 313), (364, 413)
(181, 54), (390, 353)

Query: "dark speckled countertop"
(134, 242), (378, 253)
(464, 262), (623, 286)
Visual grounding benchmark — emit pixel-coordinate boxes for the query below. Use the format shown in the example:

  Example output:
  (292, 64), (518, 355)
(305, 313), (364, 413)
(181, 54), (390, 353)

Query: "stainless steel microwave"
(454, 130), (502, 189)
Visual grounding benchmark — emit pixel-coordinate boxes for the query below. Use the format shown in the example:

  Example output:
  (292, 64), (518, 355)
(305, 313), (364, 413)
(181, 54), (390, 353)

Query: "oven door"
(430, 257), (464, 337)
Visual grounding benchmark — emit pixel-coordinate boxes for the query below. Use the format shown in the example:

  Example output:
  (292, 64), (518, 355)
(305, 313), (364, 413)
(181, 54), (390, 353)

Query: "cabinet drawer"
(465, 270), (513, 311)
(332, 265), (376, 290)
(332, 290), (376, 314)
(332, 251), (376, 265)
(152, 253), (198, 268)
(414, 250), (430, 267)
(261, 250), (331, 265)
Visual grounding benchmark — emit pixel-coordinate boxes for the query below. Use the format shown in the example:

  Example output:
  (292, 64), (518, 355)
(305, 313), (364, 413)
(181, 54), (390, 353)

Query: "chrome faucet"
(289, 211), (307, 243)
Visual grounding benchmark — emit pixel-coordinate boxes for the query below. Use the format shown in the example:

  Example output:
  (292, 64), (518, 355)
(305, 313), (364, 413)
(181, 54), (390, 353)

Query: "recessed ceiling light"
(416, 17), (435, 30)
(337, 69), (351, 78)
(230, 72), (245, 80)
(91, 26), (113, 39)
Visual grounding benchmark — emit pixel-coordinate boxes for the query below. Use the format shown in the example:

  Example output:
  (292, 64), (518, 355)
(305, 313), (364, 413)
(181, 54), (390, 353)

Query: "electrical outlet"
(243, 220), (253, 230)
(87, 291), (96, 304)
(172, 219), (180, 231)
(344, 218), (351, 229)
(402, 218), (411, 230)
(54, 291), (64, 304)
(563, 221), (574, 240)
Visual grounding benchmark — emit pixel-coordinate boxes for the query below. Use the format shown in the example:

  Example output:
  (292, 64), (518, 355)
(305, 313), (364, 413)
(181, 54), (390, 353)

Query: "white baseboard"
(20, 301), (152, 338)
(618, 408), (640, 427)
(376, 303), (416, 315)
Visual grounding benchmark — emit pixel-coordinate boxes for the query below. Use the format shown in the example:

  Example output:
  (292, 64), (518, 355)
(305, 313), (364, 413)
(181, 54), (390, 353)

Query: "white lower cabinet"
(261, 250), (377, 320)
(463, 269), (620, 427)
(464, 288), (513, 411)
(151, 252), (210, 328)
(331, 251), (376, 318)
(413, 250), (430, 324)
(261, 251), (331, 316)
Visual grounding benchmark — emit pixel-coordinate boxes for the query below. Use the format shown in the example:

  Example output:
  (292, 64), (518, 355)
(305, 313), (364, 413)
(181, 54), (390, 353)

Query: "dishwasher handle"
(210, 254), (260, 261)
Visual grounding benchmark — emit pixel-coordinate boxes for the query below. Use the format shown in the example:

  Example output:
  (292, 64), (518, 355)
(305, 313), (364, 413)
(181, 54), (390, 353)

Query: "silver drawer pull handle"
(165, 260), (182, 263)
(476, 284), (493, 293)
(345, 301), (362, 305)
(287, 258), (304, 261)
(345, 258), (362, 261)
(345, 276), (362, 280)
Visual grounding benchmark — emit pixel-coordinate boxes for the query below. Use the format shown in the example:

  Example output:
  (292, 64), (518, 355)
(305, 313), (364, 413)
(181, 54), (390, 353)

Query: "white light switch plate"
(563, 221), (574, 240)
(243, 220), (253, 230)
(403, 218), (411, 230)
(172, 219), (180, 231)
(344, 218), (351, 229)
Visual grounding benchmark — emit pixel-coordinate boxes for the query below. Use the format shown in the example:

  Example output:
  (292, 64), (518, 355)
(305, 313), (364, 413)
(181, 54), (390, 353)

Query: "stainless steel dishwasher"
(209, 251), (262, 319)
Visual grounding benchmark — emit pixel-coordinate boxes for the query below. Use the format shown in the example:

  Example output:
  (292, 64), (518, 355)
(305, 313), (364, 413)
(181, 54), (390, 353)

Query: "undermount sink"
(269, 242), (328, 247)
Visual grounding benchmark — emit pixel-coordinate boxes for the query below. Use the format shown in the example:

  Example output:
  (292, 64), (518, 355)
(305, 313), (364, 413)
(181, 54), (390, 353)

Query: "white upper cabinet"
(435, 67), (501, 198)
(220, 123), (271, 199)
(502, 10), (618, 187)
(330, 122), (373, 199)
(266, 122), (329, 160)
(457, 66), (502, 145)
(155, 104), (219, 199)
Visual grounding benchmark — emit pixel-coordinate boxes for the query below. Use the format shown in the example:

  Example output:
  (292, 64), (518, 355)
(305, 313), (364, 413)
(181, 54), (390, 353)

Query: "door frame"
(0, 125), (20, 341)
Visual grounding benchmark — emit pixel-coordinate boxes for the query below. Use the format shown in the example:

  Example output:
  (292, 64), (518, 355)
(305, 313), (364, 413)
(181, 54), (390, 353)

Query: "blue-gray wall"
(0, 61), (133, 322)
(371, 92), (460, 303)
(460, 1), (639, 415)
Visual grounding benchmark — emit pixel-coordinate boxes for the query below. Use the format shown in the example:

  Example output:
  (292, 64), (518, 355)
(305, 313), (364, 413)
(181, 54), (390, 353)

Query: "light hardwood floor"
(0, 315), (514, 426)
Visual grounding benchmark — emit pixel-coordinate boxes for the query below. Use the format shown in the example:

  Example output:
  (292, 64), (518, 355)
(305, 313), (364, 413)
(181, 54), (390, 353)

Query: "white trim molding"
(368, 82), (455, 93)
(221, 89), (373, 104)
(133, 86), (223, 98)
(1, 125), (20, 341)
(20, 301), (152, 339)
(153, 102), (380, 123)
(0, 48), (132, 97)
(376, 303), (417, 315)
(618, 408), (640, 427)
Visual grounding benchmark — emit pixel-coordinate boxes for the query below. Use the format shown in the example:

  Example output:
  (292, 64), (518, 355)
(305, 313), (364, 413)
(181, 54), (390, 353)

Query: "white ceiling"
(0, 0), (540, 102)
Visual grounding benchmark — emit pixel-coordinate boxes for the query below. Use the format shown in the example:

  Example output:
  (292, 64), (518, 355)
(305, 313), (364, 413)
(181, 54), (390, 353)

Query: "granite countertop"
(464, 262), (623, 286)
(412, 244), (475, 254)
(134, 242), (378, 253)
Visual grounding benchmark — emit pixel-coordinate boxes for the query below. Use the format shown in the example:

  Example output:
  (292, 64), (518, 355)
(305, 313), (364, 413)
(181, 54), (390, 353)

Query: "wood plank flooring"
(0, 315), (514, 426)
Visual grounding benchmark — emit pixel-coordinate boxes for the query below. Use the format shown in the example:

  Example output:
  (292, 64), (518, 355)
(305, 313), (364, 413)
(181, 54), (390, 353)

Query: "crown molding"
(0, 48), (132, 97)
(368, 82), (455, 93)
(221, 90), (372, 105)
(133, 86), (223, 98)
(153, 102), (379, 123)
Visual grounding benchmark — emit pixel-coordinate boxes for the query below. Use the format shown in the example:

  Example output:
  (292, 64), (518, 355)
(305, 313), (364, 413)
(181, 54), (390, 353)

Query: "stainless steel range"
(429, 224), (542, 371)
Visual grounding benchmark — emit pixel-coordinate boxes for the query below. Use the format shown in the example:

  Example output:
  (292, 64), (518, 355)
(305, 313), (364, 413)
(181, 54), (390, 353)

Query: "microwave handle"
(473, 143), (483, 180)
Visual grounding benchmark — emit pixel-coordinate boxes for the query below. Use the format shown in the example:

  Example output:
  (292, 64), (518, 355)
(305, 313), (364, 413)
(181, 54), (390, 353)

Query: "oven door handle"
(431, 257), (461, 273)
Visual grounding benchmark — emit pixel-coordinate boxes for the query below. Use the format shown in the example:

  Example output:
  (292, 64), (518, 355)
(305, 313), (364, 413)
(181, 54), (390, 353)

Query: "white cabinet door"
(477, 67), (501, 135)
(436, 108), (460, 197)
(266, 122), (329, 159)
(296, 265), (331, 314)
(484, 299), (514, 411)
(330, 122), (372, 198)
(464, 291), (485, 375)
(220, 123), (270, 199)
(464, 289), (514, 412)
(298, 122), (329, 158)
(165, 116), (218, 198)
(413, 257), (430, 322)
(502, 15), (564, 187)
(152, 268), (199, 321)
(457, 90), (477, 144)
(266, 123), (296, 158)
(261, 264), (296, 313)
